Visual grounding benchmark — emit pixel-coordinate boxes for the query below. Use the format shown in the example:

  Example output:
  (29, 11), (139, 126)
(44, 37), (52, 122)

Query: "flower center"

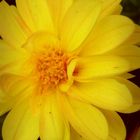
(36, 48), (68, 89)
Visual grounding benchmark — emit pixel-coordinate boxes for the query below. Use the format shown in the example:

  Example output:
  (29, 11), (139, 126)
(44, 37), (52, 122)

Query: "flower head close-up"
(0, 0), (140, 140)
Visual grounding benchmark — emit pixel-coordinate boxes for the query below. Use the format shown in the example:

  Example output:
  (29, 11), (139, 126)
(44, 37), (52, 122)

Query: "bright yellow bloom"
(0, 0), (140, 140)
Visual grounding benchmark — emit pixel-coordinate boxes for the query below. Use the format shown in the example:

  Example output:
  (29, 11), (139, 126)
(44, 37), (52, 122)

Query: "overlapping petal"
(100, 0), (122, 18)
(122, 56), (140, 71)
(80, 15), (135, 56)
(0, 40), (30, 75)
(47, 0), (73, 28)
(0, 73), (35, 116)
(74, 56), (130, 80)
(59, 94), (108, 140)
(16, 0), (55, 33)
(116, 78), (140, 113)
(60, 0), (101, 52)
(40, 93), (70, 140)
(0, 1), (30, 48)
(23, 32), (60, 53)
(0, 74), (33, 97)
(108, 44), (140, 56)
(107, 44), (140, 70)
(102, 110), (126, 140)
(112, 5), (123, 14)
(126, 25), (140, 45)
(120, 73), (135, 79)
(69, 79), (132, 111)
(2, 100), (40, 140)
(0, 89), (12, 116)
(70, 128), (88, 140)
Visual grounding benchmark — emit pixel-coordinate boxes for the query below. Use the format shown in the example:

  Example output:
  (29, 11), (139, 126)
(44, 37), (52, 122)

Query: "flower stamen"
(36, 48), (68, 89)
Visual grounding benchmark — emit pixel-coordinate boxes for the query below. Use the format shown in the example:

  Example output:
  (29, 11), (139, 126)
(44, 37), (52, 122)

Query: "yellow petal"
(80, 15), (135, 56)
(126, 24), (140, 45)
(102, 110), (126, 140)
(69, 79), (132, 111)
(16, 0), (55, 32)
(120, 73), (135, 79)
(59, 58), (77, 92)
(47, 0), (73, 28)
(116, 78), (140, 113)
(0, 74), (32, 97)
(106, 44), (140, 71)
(124, 56), (140, 71)
(0, 89), (12, 115)
(0, 96), (17, 117)
(40, 93), (70, 140)
(59, 79), (73, 93)
(0, 93), (13, 116)
(0, 88), (19, 116)
(60, 0), (101, 52)
(108, 45), (140, 56)
(10, 5), (31, 34)
(0, 94), (29, 117)
(0, 40), (30, 75)
(112, 5), (123, 14)
(67, 58), (78, 79)
(0, 74), (35, 116)
(59, 94), (108, 140)
(0, 102), (11, 116)
(0, 1), (29, 48)
(70, 128), (89, 140)
(2, 100), (40, 140)
(75, 56), (130, 80)
(23, 32), (60, 53)
(100, 0), (121, 18)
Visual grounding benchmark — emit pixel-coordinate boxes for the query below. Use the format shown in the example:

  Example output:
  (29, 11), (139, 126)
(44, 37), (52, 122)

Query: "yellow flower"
(0, 0), (140, 140)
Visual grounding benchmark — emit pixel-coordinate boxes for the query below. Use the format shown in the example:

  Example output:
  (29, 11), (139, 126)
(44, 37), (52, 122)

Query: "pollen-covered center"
(37, 48), (68, 88)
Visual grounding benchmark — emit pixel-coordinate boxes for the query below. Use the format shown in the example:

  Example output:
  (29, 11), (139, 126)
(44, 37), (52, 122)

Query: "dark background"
(0, 0), (140, 140)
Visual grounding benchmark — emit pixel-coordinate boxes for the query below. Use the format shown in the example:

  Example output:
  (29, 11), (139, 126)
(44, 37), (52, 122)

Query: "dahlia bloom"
(0, 0), (140, 140)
